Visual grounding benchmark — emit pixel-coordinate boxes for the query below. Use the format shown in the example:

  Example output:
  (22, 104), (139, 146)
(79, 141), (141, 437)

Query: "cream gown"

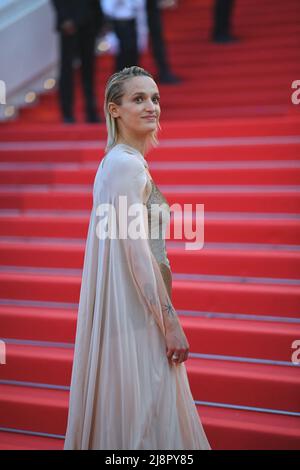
(63, 143), (211, 450)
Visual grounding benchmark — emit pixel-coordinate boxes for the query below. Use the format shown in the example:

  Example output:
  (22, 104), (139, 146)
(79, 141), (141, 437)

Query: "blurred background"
(0, 0), (299, 123)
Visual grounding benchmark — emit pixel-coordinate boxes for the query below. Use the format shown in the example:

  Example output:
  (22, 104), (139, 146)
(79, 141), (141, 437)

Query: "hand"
(61, 19), (76, 35)
(165, 320), (190, 365)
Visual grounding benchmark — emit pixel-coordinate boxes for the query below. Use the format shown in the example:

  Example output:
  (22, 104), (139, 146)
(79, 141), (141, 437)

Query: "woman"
(64, 66), (211, 450)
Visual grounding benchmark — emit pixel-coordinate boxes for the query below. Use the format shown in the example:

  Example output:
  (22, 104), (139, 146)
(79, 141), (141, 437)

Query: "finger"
(169, 354), (177, 366)
(167, 348), (175, 360)
(176, 350), (188, 364)
(171, 351), (181, 364)
(178, 353), (185, 364)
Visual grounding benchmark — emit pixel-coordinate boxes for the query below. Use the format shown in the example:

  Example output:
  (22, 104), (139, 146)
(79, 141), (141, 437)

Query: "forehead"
(123, 76), (159, 96)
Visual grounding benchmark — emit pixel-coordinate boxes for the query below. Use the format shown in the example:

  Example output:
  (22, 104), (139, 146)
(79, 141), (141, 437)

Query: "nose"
(145, 98), (155, 111)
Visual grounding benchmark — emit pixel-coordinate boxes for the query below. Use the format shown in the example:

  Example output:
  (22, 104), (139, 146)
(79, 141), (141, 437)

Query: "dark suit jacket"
(51, 0), (104, 32)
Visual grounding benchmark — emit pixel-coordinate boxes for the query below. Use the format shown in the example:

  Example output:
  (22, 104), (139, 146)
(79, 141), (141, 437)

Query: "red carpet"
(0, 0), (300, 450)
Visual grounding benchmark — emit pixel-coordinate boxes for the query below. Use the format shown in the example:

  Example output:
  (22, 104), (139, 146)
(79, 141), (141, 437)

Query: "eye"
(135, 96), (143, 103)
(153, 96), (160, 103)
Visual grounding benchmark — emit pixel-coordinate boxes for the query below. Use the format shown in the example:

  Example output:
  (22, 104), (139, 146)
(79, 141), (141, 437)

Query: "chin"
(143, 122), (157, 131)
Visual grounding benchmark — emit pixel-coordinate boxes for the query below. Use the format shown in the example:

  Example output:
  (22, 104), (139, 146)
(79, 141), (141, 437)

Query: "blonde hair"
(103, 66), (161, 154)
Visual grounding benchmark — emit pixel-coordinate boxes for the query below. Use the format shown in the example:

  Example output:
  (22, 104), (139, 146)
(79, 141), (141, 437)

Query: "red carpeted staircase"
(0, 0), (300, 450)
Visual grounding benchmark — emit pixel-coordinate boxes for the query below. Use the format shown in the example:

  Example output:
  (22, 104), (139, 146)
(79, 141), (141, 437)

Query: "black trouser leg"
(77, 24), (98, 118)
(213, 0), (234, 38)
(112, 19), (139, 71)
(146, 0), (169, 75)
(59, 32), (77, 119)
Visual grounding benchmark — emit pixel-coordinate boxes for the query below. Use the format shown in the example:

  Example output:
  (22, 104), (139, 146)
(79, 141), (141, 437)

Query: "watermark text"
(291, 339), (300, 365)
(0, 80), (6, 105)
(95, 199), (204, 251)
(0, 340), (6, 365)
(291, 80), (300, 105)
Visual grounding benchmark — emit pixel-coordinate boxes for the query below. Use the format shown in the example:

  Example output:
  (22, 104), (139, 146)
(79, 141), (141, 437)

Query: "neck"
(116, 134), (149, 157)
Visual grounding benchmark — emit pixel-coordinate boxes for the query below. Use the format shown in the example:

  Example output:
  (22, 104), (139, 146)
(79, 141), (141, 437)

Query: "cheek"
(126, 106), (141, 122)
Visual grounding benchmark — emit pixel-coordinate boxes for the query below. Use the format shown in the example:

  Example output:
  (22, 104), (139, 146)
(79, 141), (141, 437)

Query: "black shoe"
(63, 116), (75, 124)
(212, 34), (240, 44)
(158, 72), (182, 84)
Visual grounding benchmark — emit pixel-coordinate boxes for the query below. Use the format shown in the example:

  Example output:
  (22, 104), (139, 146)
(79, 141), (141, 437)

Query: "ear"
(108, 102), (120, 119)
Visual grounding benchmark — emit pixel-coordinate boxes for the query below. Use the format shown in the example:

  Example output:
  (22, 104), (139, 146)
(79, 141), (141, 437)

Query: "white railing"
(0, 0), (58, 121)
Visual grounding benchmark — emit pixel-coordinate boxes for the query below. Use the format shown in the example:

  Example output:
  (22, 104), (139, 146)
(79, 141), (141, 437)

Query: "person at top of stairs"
(50, 0), (104, 123)
(212, 0), (239, 43)
(101, 0), (182, 84)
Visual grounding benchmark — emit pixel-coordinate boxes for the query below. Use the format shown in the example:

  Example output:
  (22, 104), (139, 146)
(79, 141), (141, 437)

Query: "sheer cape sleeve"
(107, 151), (176, 337)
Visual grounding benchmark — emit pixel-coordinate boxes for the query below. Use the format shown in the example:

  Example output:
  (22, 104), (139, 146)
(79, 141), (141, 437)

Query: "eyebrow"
(131, 91), (160, 97)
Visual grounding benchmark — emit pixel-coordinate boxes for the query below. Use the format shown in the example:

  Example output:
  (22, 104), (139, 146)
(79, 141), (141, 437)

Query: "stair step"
(1, 241), (300, 279)
(0, 165), (299, 185)
(1, 143), (300, 163)
(0, 304), (77, 343)
(202, 405), (300, 450)
(1, 188), (300, 214)
(21, 89), (294, 112)
(182, 315), (300, 362)
(0, 343), (73, 387)
(1, 305), (299, 361)
(41, 74), (298, 97)
(0, 213), (299, 244)
(0, 384), (68, 436)
(20, 106), (294, 123)
(174, 280), (300, 318)
(169, 246), (300, 279)
(0, 270), (299, 318)
(0, 346), (299, 413)
(0, 189), (300, 216)
(1, 116), (300, 141)
(0, 431), (63, 450)
(0, 384), (299, 449)
(188, 358), (300, 413)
